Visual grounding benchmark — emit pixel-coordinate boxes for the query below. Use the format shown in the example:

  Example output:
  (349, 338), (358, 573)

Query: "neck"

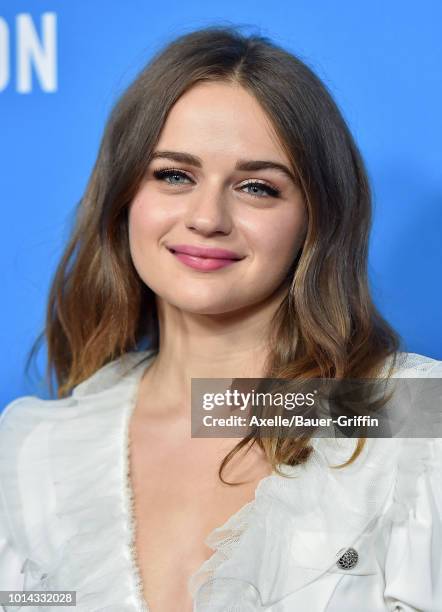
(138, 286), (288, 418)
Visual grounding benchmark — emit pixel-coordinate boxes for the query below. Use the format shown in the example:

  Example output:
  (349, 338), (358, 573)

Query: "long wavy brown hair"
(27, 25), (401, 482)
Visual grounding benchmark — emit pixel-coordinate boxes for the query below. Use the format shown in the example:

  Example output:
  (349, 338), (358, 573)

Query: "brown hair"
(27, 24), (401, 482)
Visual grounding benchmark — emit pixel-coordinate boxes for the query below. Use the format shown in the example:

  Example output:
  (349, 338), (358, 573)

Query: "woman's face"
(128, 81), (307, 316)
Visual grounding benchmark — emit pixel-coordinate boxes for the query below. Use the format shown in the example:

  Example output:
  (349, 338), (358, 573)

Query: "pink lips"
(167, 244), (243, 271)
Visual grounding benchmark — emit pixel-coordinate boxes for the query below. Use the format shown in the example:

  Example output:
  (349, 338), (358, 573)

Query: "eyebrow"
(149, 150), (298, 184)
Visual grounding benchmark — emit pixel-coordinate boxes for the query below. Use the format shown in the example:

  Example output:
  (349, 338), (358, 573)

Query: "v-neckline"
(122, 353), (154, 611)
(120, 350), (276, 611)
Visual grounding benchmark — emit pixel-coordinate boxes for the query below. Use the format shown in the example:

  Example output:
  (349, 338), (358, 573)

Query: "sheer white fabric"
(0, 350), (441, 611)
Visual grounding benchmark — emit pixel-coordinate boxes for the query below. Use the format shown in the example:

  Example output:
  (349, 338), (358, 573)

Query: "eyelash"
(152, 167), (281, 199)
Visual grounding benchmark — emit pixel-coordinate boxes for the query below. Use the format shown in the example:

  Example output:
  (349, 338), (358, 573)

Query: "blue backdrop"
(1, 1), (441, 405)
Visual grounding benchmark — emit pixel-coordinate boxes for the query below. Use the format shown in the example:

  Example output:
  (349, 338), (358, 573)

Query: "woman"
(0, 25), (441, 612)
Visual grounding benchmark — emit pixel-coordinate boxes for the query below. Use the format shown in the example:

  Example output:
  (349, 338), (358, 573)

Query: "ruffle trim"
(122, 357), (152, 612)
(383, 437), (442, 524)
(0, 350), (155, 611)
(188, 439), (406, 609)
(48, 350), (154, 611)
(187, 351), (442, 607)
(188, 436), (442, 610)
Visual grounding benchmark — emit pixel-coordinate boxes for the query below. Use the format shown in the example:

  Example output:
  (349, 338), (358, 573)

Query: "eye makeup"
(152, 167), (281, 199)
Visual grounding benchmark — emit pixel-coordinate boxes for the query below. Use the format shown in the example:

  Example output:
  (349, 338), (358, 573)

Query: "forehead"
(155, 81), (290, 165)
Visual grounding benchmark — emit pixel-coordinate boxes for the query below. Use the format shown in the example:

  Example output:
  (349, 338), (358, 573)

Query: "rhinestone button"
(336, 547), (359, 570)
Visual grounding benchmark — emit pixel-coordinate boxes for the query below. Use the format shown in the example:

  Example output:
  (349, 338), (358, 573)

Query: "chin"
(180, 302), (240, 316)
(164, 295), (245, 316)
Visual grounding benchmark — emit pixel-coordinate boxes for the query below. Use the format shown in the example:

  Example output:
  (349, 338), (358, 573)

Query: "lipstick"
(167, 244), (244, 272)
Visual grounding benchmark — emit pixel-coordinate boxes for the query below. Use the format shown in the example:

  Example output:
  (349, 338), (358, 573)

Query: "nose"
(184, 183), (233, 236)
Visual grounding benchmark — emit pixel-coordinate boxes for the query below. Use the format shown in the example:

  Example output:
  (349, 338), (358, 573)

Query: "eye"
(152, 167), (280, 199)
(153, 168), (193, 185)
(240, 181), (280, 199)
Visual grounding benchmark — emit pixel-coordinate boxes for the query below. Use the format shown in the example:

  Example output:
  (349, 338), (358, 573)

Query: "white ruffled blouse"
(0, 349), (441, 612)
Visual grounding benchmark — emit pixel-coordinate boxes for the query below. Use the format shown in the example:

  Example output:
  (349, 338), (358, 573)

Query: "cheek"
(244, 206), (307, 267)
(128, 193), (172, 251)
